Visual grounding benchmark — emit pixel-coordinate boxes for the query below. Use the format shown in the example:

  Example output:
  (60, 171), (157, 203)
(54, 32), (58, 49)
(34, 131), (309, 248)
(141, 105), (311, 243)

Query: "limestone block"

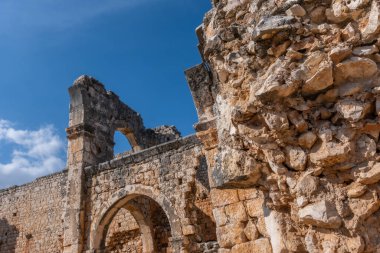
(252, 16), (296, 40)
(358, 163), (380, 185)
(361, 0), (380, 39)
(348, 191), (380, 219)
(310, 6), (327, 24)
(335, 57), (377, 83)
(211, 189), (239, 207)
(263, 111), (289, 131)
(338, 82), (364, 97)
(183, 225), (196, 236)
(298, 132), (317, 149)
(299, 200), (342, 228)
(356, 135), (376, 160)
(237, 188), (260, 201)
(243, 220), (259, 241)
(213, 207), (228, 227)
(329, 46), (352, 64)
(216, 223), (247, 248)
(353, 45), (379, 56)
(245, 198), (264, 218)
(230, 238), (272, 253)
(310, 140), (352, 166)
(347, 182), (367, 198)
(302, 61), (334, 96)
(225, 202), (248, 223)
(288, 111), (308, 133)
(335, 99), (372, 122)
(286, 4), (306, 17)
(285, 146), (307, 171)
(296, 175), (319, 197)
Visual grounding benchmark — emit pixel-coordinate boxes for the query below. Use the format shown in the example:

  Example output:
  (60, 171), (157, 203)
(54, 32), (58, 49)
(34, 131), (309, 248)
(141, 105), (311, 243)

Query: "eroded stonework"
(2, 0), (380, 252)
(189, 0), (380, 252)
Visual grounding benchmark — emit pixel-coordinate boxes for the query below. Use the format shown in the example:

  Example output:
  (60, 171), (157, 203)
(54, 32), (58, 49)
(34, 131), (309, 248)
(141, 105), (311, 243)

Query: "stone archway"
(103, 204), (154, 253)
(90, 185), (183, 253)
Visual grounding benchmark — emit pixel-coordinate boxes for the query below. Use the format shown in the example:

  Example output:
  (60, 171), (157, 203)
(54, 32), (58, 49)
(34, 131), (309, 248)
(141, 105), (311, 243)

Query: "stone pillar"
(63, 77), (115, 253)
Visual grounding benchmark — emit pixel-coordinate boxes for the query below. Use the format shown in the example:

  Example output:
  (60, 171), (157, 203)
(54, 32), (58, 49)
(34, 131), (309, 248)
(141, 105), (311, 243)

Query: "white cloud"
(0, 120), (65, 189)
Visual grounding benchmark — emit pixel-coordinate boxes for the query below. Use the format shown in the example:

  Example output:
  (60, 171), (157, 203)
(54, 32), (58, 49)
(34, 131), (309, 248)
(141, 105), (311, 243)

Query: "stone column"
(62, 76), (114, 253)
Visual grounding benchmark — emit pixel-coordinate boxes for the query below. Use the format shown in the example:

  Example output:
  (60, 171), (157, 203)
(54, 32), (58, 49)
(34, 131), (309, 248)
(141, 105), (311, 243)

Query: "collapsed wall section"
(0, 171), (67, 253)
(189, 0), (380, 252)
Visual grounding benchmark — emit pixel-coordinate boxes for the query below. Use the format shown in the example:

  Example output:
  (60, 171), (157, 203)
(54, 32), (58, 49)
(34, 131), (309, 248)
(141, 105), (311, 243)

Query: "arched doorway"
(90, 185), (183, 253)
(102, 196), (171, 253)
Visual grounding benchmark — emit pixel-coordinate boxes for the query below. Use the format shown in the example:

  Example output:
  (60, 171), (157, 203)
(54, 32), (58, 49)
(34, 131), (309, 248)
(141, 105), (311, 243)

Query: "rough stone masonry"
(2, 0), (380, 252)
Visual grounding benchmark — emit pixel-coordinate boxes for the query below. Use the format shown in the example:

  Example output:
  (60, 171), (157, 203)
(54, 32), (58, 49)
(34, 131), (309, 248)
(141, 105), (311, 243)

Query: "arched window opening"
(113, 131), (133, 156)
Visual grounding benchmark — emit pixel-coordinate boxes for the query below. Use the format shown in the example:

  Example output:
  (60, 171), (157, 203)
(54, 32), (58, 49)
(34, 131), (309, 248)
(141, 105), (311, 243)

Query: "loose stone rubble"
(2, 0), (380, 252)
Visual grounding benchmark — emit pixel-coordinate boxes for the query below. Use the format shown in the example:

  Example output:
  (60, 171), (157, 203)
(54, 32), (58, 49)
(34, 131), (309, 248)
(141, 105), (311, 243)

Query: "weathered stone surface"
(335, 57), (378, 82)
(263, 149), (288, 174)
(296, 175), (319, 197)
(310, 6), (327, 24)
(361, 0), (380, 39)
(302, 61), (334, 96)
(245, 197), (264, 218)
(338, 82), (364, 97)
(211, 189), (239, 207)
(216, 223), (247, 249)
(356, 134), (376, 159)
(243, 220), (259, 241)
(299, 200), (342, 228)
(213, 207), (228, 227)
(225, 202), (248, 223)
(288, 111), (308, 133)
(254, 59), (300, 100)
(348, 191), (380, 219)
(336, 99), (372, 122)
(310, 141), (352, 166)
(347, 182), (367, 198)
(329, 46), (352, 64)
(358, 163), (380, 185)
(285, 146), (307, 171)
(298, 132), (317, 149)
(263, 111), (289, 131)
(353, 45), (379, 56)
(230, 238), (272, 253)
(286, 4), (306, 17)
(252, 16), (296, 40)
(346, 0), (370, 10)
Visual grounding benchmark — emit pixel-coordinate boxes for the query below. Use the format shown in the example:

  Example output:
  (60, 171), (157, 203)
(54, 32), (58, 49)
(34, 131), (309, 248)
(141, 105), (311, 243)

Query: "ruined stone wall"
(0, 171), (67, 253)
(188, 0), (380, 252)
(83, 135), (217, 252)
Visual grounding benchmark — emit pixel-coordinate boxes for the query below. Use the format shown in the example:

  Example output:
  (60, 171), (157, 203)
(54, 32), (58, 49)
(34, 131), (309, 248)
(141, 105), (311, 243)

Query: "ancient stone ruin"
(2, 0), (380, 252)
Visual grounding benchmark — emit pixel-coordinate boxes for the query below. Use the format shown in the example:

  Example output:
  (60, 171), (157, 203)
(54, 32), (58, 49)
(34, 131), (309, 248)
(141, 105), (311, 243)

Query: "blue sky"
(0, 0), (211, 188)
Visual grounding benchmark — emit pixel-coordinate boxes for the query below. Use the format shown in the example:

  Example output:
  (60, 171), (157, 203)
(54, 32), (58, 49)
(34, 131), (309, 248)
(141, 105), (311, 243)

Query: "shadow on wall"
(194, 205), (217, 242)
(0, 218), (19, 253)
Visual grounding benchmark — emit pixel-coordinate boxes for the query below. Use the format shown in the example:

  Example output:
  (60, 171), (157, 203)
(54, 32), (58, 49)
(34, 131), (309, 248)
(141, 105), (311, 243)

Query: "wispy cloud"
(0, 119), (65, 189)
(0, 0), (159, 36)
